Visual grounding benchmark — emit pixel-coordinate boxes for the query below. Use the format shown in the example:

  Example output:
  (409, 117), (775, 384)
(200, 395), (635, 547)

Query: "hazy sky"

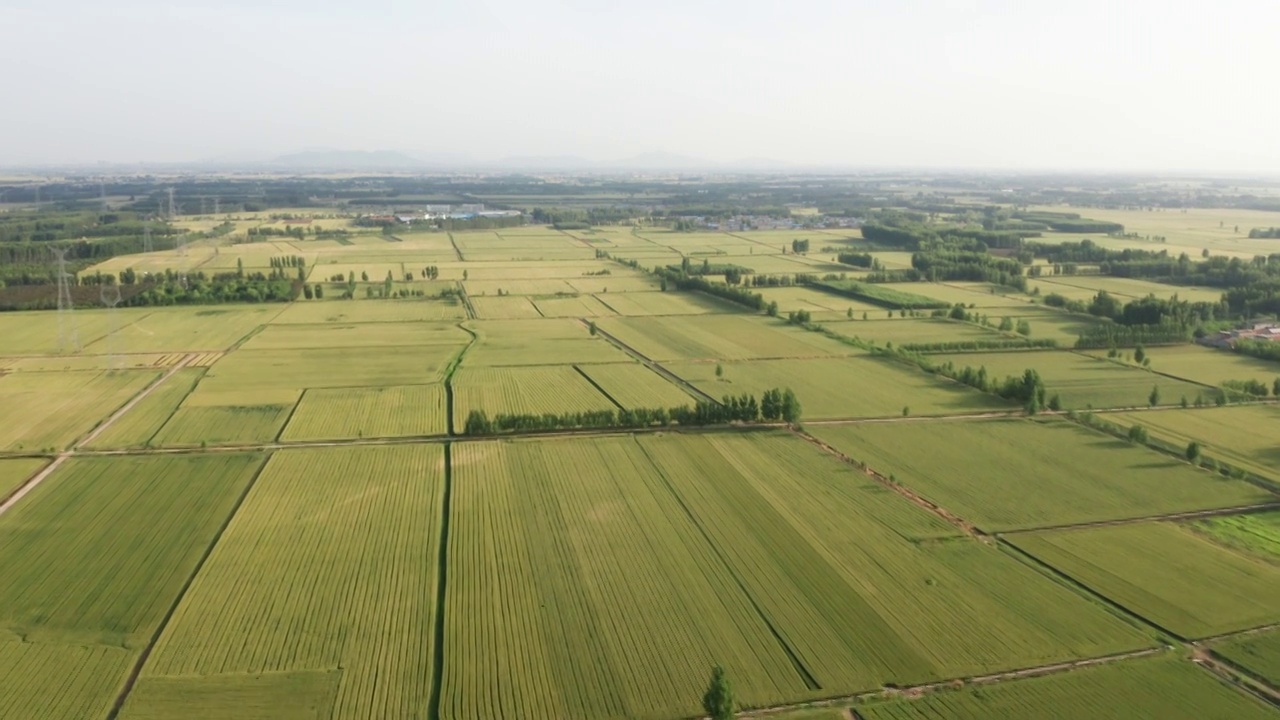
(1, 0), (1275, 172)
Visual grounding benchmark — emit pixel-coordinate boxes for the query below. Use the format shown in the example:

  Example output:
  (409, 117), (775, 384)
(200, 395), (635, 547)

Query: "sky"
(1, 0), (1276, 173)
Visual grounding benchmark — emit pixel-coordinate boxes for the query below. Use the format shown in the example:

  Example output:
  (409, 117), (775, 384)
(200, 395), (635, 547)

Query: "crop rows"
(151, 404), (295, 446)
(811, 420), (1272, 531)
(576, 363), (694, 409)
(131, 445), (443, 720)
(450, 366), (616, 432)
(443, 438), (811, 719)
(282, 384), (447, 440)
(639, 433), (1151, 694)
(1214, 630), (1280, 686)
(859, 654), (1276, 720)
(1012, 522), (1280, 638)
(0, 369), (158, 451)
(0, 641), (133, 720)
(83, 368), (204, 449)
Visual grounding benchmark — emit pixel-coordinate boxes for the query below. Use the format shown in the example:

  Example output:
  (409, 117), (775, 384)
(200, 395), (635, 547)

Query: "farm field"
(819, 317), (1009, 348)
(0, 369), (159, 451)
(1032, 275), (1226, 304)
(858, 654), (1277, 720)
(1101, 406), (1280, 481)
(0, 458), (45, 499)
(451, 366), (616, 430)
(151, 404), (295, 446)
(1214, 630), (1280, 686)
(240, 321), (470, 350)
(809, 419), (1272, 532)
(576, 362), (696, 408)
(195, 344), (461, 396)
(531, 293), (615, 317)
(467, 294), (542, 319)
(0, 454), (262, 718)
(933, 350), (1207, 409)
(445, 433), (1148, 719)
(463, 319), (628, 366)
(1012, 522), (1280, 638)
(596, 314), (857, 361)
(669, 356), (1009, 419)
(271, 297), (467, 323)
(1114, 344), (1280, 387)
(1193, 512), (1280, 563)
(131, 445), (443, 720)
(82, 368), (204, 449)
(591, 290), (736, 315)
(281, 385), (447, 439)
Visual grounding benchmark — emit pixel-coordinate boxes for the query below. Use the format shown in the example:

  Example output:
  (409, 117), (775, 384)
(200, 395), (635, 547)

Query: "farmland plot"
(596, 315), (856, 361)
(132, 445), (442, 720)
(810, 420), (1271, 532)
(531, 294), (615, 317)
(669, 356), (1009, 419)
(451, 367), (615, 431)
(282, 385), (447, 440)
(97, 306), (281, 353)
(859, 654), (1274, 720)
(1118, 344), (1280, 387)
(0, 454), (261, 716)
(576, 363), (695, 408)
(1214, 630), (1280, 686)
(272, 298), (466, 323)
(1193, 511), (1280, 562)
(197, 344), (461, 395)
(464, 319), (629, 366)
(821, 317), (1010, 347)
(0, 369), (159, 451)
(565, 276), (659, 293)
(468, 295), (542, 319)
(151, 404), (295, 446)
(83, 368), (204, 449)
(1102, 406), (1280, 481)
(241, 321), (469, 350)
(591, 291), (737, 316)
(444, 437), (816, 719)
(636, 433), (1151, 694)
(0, 458), (46, 500)
(933, 350), (1207, 409)
(1013, 522), (1280, 638)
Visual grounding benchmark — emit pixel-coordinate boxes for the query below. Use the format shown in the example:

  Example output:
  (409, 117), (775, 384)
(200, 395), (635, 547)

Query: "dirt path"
(0, 354), (195, 518)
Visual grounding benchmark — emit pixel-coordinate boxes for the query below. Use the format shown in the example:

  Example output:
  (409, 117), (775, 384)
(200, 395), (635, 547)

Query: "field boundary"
(444, 324), (478, 436)
(997, 502), (1280, 536)
(572, 364), (625, 410)
(427, 442), (453, 720)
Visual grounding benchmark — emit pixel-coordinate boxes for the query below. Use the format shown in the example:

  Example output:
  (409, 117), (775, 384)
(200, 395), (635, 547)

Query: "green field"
(151, 404), (295, 446)
(444, 433), (1148, 718)
(817, 317), (1010, 347)
(0, 458), (46, 500)
(669, 356), (1009, 419)
(1101, 405), (1280, 481)
(0, 369), (159, 451)
(1214, 630), (1280, 686)
(809, 420), (1272, 531)
(0, 454), (262, 718)
(596, 315), (857, 361)
(1119, 344), (1280, 387)
(463, 319), (627, 366)
(1013, 522), (1280, 638)
(933, 350), (1208, 409)
(1194, 512), (1280, 562)
(451, 366), (616, 430)
(82, 368), (204, 449)
(131, 445), (442, 720)
(576, 362), (695, 408)
(281, 385), (447, 440)
(858, 654), (1276, 720)
(591, 290), (736, 315)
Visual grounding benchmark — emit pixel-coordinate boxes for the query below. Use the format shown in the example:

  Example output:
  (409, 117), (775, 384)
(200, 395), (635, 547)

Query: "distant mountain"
(605, 152), (715, 171)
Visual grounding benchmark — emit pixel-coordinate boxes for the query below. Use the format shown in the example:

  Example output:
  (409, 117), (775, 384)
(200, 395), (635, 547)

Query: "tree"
(1148, 385), (1160, 407)
(1134, 344), (1146, 364)
(303, 284), (314, 300)
(702, 665), (735, 720)
(780, 388), (801, 424)
(847, 307), (853, 319)
(1047, 394), (1062, 411)
(862, 312), (868, 320)
(1185, 441), (1201, 463)
(998, 316), (1013, 331)
(766, 300), (778, 317)
(715, 363), (724, 379)
(462, 269), (469, 281)
(1015, 320), (1032, 336)
(464, 410), (493, 435)
(902, 406), (910, 417)
(313, 283), (323, 299)
(1274, 377), (1280, 397)
(1128, 425), (1149, 444)
(361, 271), (369, 282)
(588, 321), (597, 336)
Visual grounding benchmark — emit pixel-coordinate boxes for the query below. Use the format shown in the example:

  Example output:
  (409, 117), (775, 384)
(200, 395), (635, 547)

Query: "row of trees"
(461, 387), (801, 435)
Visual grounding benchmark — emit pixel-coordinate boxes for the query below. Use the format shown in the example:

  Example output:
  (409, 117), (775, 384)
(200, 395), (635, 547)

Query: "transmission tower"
(52, 248), (81, 354)
(167, 187), (176, 219)
(142, 223), (154, 253)
(100, 284), (123, 371)
(100, 180), (108, 211)
(213, 197), (220, 215)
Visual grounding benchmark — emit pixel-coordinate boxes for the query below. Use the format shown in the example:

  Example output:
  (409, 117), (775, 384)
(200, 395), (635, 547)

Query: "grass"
(82, 367), (204, 449)
(1100, 405), (1280, 481)
(0, 369), (160, 451)
(451, 366), (616, 431)
(669, 356), (1010, 419)
(1214, 630), (1280, 686)
(932, 350), (1207, 410)
(151, 405), (294, 446)
(1032, 275), (1225, 304)
(809, 419), (1272, 532)
(1116, 344), (1280, 387)
(575, 362), (696, 408)
(1193, 512), (1280, 563)
(1012, 522), (1280, 638)
(858, 654), (1275, 720)
(596, 315), (858, 361)
(133, 445), (442, 720)
(281, 385), (447, 440)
